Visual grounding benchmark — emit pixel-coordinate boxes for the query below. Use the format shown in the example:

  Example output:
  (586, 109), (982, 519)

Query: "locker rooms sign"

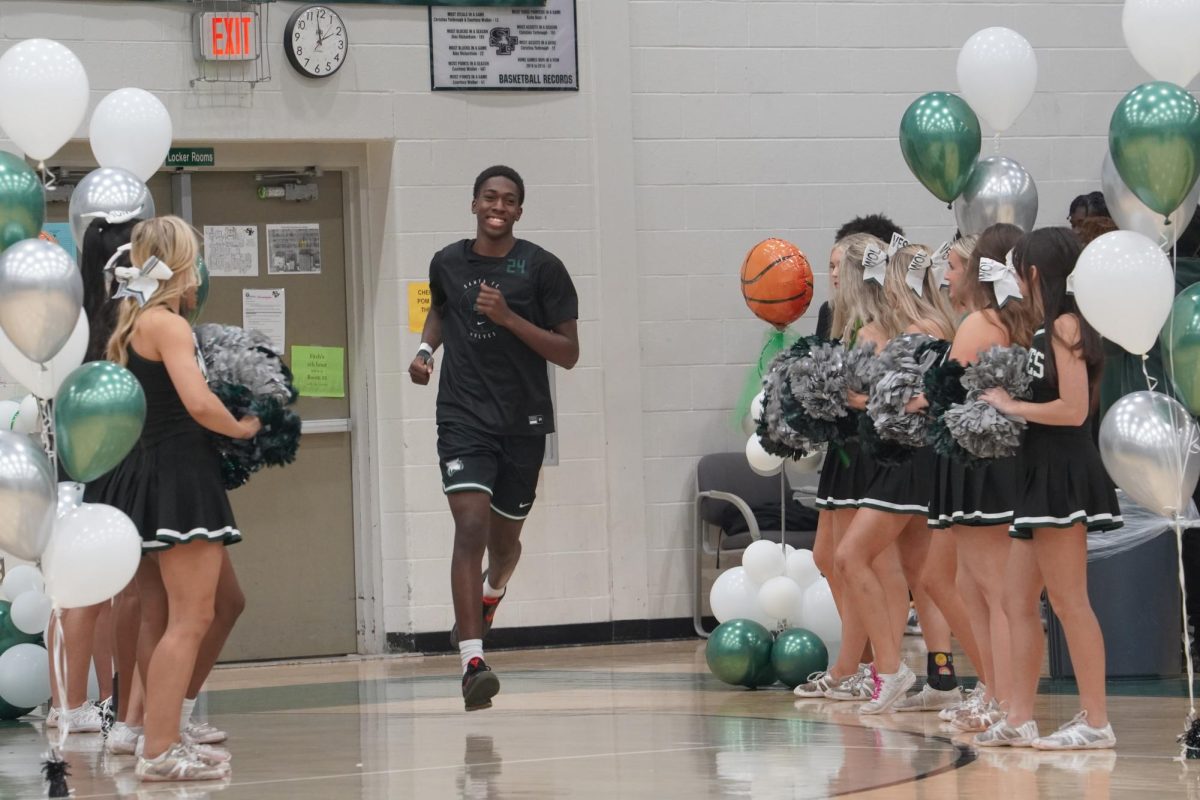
(430, 0), (577, 91)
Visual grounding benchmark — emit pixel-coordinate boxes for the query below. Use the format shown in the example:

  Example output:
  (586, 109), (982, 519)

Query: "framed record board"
(429, 0), (578, 91)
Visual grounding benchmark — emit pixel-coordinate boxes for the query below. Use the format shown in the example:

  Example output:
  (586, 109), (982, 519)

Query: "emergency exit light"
(198, 12), (258, 61)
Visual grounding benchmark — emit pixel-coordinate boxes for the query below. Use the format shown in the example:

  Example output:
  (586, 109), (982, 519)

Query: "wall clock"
(284, 5), (348, 78)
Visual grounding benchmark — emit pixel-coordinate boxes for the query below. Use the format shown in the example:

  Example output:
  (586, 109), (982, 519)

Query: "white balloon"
(785, 548), (822, 593)
(710, 567), (764, 624)
(55, 481), (83, 519)
(801, 578), (843, 646)
(1123, 0), (1200, 87)
(13, 394), (37, 435)
(0, 310), (87, 399)
(1074, 230), (1175, 355)
(742, 539), (787, 585)
(1, 564), (42, 601)
(42, 503), (139, 609)
(745, 435), (783, 477)
(0, 40), (88, 161)
(0, 643), (48, 708)
(89, 88), (172, 182)
(757, 575), (804, 624)
(10, 590), (50, 635)
(0, 401), (17, 432)
(956, 27), (1038, 133)
(750, 392), (765, 424)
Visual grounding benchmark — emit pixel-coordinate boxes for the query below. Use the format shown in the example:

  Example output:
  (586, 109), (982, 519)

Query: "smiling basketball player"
(409, 165), (580, 711)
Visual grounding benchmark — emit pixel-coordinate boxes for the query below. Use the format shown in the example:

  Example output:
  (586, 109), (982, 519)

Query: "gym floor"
(1, 640), (1193, 798)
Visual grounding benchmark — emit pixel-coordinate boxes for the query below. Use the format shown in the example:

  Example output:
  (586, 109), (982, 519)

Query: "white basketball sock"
(459, 639), (484, 673)
(483, 577), (506, 600)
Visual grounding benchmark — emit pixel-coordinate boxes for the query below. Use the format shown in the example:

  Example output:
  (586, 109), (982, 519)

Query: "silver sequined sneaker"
(61, 702), (104, 734)
(137, 736), (231, 766)
(826, 664), (877, 701)
(794, 670), (837, 698)
(951, 697), (1005, 732)
(939, 683), (985, 722)
(976, 718), (1040, 747)
(184, 720), (227, 745)
(1032, 711), (1116, 751)
(894, 683), (963, 712)
(135, 743), (231, 782)
(859, 663), (916, 715)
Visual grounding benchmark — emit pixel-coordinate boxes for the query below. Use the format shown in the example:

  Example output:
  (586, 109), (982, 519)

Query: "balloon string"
(993, 132), (1001, 155)
(51, 608), (69, 750)
(1142, 355), (1159, 393)
(1178, 520), (1197, 715)
(36, 399), (55, 466)
(38, 162), (55, 191)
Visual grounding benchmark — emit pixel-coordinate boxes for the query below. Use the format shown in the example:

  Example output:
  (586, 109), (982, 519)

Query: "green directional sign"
(165, 147), (216, 168)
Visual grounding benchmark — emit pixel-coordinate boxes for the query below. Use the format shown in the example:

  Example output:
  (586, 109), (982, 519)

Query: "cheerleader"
(91, 217), (258, 781)
(977, 228), (1120, 749)
(830, 240), (960, 713)
(797, 233), (909, 702)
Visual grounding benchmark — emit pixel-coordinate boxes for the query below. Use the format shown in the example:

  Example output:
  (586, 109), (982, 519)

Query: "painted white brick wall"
(0, 0), (1175, 643)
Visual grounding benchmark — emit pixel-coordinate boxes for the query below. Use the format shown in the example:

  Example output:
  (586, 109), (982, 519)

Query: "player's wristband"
(416, 343), (434, 364)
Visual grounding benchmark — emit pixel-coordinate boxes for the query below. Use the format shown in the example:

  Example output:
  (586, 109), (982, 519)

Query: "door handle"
(301, 418), (351, 434)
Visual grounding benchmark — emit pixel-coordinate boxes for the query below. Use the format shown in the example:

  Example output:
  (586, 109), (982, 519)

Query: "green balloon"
(771, 628), (829, 689)
(899, 92), (981, 204)
(1110, 82), (1200, 218)
(189, 254), (210, 324)
(1161, 282), (1200, 415)
(705, 619), (774, 688)
(55, 362), (146, 483)
(0, 152), (44, 252)
(0, 693), (34, 721)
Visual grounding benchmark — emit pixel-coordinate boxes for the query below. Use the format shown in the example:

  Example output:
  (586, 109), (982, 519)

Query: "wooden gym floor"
(0, 639), (1194, 798)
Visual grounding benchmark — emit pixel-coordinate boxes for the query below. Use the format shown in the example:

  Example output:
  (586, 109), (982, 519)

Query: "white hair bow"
(108, 244), (173, 307)
(931, 242), (952, 288)
(862, 232), (910, 286)
(906, 250), (933, 296)
(978, 249), (1023, 308)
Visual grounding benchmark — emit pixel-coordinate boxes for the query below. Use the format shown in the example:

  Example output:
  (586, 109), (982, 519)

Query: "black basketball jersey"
(429, 239), (578, 436)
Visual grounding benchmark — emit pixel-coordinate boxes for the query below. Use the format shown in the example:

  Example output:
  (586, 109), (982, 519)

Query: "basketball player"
(409, 166), (579, 711)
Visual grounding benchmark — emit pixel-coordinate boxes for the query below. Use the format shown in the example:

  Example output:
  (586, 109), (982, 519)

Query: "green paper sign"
(292, 346), (346, 398)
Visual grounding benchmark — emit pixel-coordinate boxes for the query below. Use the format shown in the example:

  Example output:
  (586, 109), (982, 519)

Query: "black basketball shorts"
(436, 423), (547, 520)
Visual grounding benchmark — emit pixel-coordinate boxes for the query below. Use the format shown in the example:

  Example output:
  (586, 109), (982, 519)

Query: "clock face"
(285, 5), (348, 78)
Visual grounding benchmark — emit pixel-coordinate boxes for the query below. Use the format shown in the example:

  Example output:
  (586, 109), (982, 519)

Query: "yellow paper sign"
(408, 281), (432, 333)
(291, 346), (345, 398)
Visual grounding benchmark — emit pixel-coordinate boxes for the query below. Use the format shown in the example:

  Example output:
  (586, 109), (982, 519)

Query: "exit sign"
(198, 12), (258, 61)
(166, 147), (216, 168)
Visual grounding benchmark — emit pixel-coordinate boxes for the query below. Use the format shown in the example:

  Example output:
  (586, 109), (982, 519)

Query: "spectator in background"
(1077, 216), (1118, 246)
(1069, 192), (1110, 233)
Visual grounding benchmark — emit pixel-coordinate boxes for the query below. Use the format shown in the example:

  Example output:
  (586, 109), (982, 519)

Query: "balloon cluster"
(899, 28), (1039, 232)
(706, 620), (829, 691)
(709, 541), (841, 653)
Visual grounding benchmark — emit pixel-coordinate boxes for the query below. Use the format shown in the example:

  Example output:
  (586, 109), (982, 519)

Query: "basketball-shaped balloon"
(740, 239), (814, 328)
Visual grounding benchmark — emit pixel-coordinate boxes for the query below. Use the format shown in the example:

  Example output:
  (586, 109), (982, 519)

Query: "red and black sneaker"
(450, 570), (505, 648)
(462, 658), (501, 711)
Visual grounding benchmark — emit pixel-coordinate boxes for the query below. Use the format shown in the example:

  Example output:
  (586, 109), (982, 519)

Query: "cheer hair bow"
(861, 232), (911, 286)
(106, 244), (174, 307)
(978, 249), (1023, 308)
(932, 242), (952, 288)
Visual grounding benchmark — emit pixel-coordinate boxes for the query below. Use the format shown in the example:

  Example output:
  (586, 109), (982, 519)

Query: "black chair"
(693, 452), (821, 636)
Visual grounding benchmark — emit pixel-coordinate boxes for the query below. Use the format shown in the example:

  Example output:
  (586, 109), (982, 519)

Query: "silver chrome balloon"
(67, 166), (155, 248)
(0, 431), (55, 561)
(0, 239), (83, 364)
(1099, 391), (1200, 519)
(953, 156), (1038, 236)
(1102, 151), (1200, 250)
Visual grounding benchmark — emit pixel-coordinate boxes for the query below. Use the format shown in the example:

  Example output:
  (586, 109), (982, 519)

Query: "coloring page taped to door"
(205, 225), (260, 277)
(243, 288), (286, 353)
(267, 223), (322, 275)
